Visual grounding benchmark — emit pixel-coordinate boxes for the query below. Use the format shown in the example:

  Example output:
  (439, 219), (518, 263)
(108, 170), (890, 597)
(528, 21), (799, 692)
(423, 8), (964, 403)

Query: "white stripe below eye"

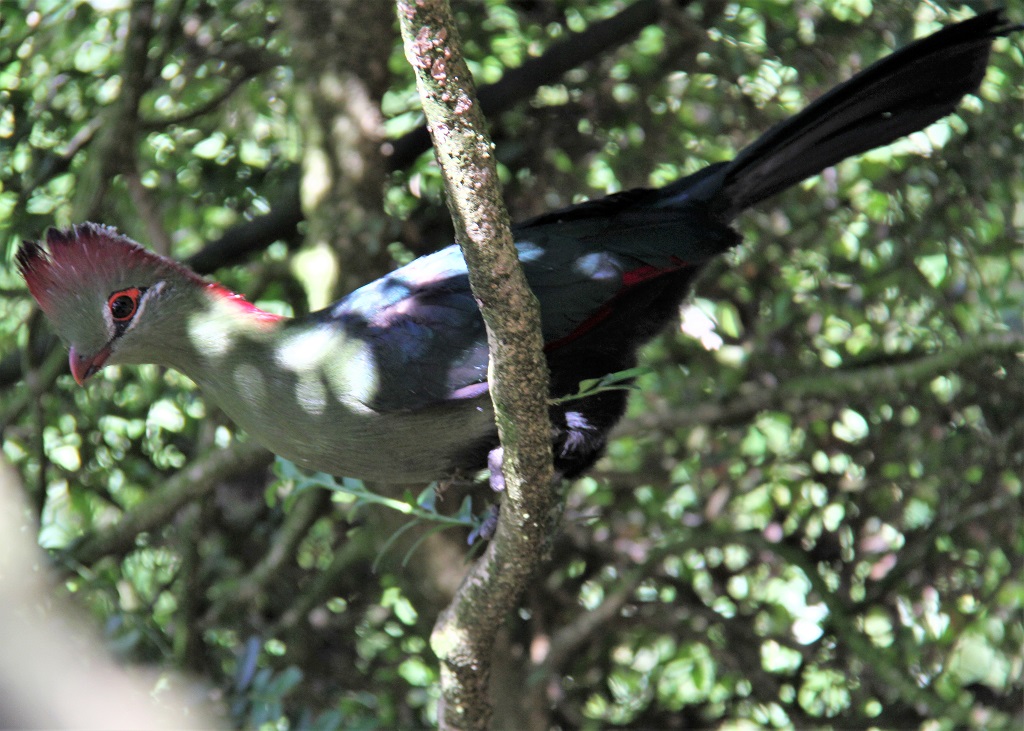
(122, 280), (166, 335)
(101, 296), (116, 339)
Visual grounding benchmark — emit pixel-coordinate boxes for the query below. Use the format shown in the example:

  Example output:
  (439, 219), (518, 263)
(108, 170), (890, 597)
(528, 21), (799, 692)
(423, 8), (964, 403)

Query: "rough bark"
(397, 1), (557, 728)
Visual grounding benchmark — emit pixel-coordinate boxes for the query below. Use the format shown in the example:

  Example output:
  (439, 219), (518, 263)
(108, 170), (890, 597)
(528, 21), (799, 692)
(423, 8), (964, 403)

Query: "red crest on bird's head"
(16, 223), (202, 320)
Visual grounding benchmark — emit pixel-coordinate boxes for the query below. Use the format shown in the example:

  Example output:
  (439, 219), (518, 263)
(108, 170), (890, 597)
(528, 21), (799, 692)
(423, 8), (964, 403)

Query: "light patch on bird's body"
(275, 327), (379, 413)
(188, 308), (239, 360)
(275, 326), (337, 373)
(573, 251), (620, 282)
(233, 363), (268, 407)
(187, 286), (280, 362)
(324, 340), (378, 411)
(294, 372), (328, 416)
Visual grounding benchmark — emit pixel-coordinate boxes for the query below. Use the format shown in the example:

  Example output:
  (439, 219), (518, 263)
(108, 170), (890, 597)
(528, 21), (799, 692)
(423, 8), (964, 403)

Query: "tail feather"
(713, 10), (1017, 218)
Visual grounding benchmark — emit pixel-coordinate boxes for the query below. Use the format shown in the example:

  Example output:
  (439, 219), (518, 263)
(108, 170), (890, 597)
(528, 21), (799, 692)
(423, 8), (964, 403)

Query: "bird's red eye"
(108, 288), (141, 322)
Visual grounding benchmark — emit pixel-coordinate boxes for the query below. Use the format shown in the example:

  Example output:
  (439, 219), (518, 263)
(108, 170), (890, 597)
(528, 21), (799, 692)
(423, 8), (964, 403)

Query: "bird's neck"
(147, 280), (286, 395)
(160, 281), (382, 449)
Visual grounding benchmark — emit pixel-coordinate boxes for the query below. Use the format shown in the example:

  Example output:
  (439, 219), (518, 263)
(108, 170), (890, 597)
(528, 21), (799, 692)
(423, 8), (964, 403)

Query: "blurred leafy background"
(1, 0), (1022, 728)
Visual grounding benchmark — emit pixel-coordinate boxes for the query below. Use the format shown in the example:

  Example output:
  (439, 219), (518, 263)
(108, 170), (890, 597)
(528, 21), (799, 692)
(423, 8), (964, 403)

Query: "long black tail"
(695, 10), (1018, 218)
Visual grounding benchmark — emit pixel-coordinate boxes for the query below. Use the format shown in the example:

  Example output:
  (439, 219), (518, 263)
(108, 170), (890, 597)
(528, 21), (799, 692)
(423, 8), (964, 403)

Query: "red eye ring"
(108, 288), (142, 322)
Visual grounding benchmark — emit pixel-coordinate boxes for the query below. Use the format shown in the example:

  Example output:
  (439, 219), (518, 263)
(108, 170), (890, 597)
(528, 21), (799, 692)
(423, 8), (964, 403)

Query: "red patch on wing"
(621, 264), (663, 287)
(543, 303), (614, 352)
(544, 257), (690, 352)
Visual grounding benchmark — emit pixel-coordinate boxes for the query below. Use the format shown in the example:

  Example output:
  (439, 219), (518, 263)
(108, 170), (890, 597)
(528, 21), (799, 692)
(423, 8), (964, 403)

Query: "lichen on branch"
(396, 1), (557, 729)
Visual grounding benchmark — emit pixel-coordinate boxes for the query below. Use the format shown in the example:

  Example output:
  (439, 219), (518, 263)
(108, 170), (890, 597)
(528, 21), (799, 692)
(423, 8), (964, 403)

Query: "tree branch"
(67, 440), (272, 566)
(140, 71), (261, 130)
(183, 0), (682, 268)
(72, 0), (155, 221)
(203, 487), (330, 627)
(183, 176), (304, 274)
(624, 332), (1024, 433)
(397, 2), (555, 728)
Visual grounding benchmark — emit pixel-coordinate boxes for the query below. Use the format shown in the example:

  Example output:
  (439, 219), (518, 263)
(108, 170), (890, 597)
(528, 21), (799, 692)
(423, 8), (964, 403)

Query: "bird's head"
(17, 223), (208, 384)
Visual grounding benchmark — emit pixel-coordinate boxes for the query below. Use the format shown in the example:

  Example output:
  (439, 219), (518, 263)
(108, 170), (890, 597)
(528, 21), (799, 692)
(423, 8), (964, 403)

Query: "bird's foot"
(487, 446), (505, 492)
(467, 504), (500, 545)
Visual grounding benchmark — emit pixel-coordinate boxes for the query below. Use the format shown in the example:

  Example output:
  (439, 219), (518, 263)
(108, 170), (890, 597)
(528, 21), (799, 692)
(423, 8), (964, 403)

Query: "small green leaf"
(192, 132), (227, 159)
(716, 301), (742, 338)
(455, 495), (474, 524)
(340, 476), (364, 491)
(602, 366), (651, 383)
(416, 485), (437, 512)
(915, 253), (948, 288)
(551, 366), (652, 404)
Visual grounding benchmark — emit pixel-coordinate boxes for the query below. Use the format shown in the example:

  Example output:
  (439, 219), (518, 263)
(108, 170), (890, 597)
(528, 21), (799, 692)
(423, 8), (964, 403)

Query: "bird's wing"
(323, 246), (489, 412)
(513, 186), (738, 348)
(326, 181), (737, 413)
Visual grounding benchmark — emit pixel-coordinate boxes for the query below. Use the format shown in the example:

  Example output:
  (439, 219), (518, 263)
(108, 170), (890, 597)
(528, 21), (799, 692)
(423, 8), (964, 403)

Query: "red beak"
(68, 345), (110, 386)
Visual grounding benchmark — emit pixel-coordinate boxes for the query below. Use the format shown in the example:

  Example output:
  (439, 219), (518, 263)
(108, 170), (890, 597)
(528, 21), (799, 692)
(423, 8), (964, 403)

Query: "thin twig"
(139, 72), (262, 130)
(624, 332), (1024, 433)
(67, 440), (272, 566)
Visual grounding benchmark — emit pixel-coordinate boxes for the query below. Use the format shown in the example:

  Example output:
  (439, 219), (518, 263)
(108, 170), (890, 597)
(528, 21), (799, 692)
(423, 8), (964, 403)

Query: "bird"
(18, 11), (1018, 488)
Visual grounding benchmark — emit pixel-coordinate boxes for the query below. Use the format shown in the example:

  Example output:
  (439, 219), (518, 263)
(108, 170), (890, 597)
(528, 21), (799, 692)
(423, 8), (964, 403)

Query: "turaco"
(18, 11), (1019, 487)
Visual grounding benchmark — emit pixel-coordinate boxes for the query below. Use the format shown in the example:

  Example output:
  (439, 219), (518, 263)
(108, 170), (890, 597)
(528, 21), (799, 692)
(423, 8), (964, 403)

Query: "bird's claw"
(487, 446), (505, 492)
(467, 504), (500, 545)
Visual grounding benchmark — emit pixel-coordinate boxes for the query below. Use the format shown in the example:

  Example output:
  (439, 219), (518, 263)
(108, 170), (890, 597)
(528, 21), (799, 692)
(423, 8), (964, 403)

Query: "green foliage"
(551, 366), (651, 404)
(272, 458), (486, 561)
(2, 0), (1022, 728)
